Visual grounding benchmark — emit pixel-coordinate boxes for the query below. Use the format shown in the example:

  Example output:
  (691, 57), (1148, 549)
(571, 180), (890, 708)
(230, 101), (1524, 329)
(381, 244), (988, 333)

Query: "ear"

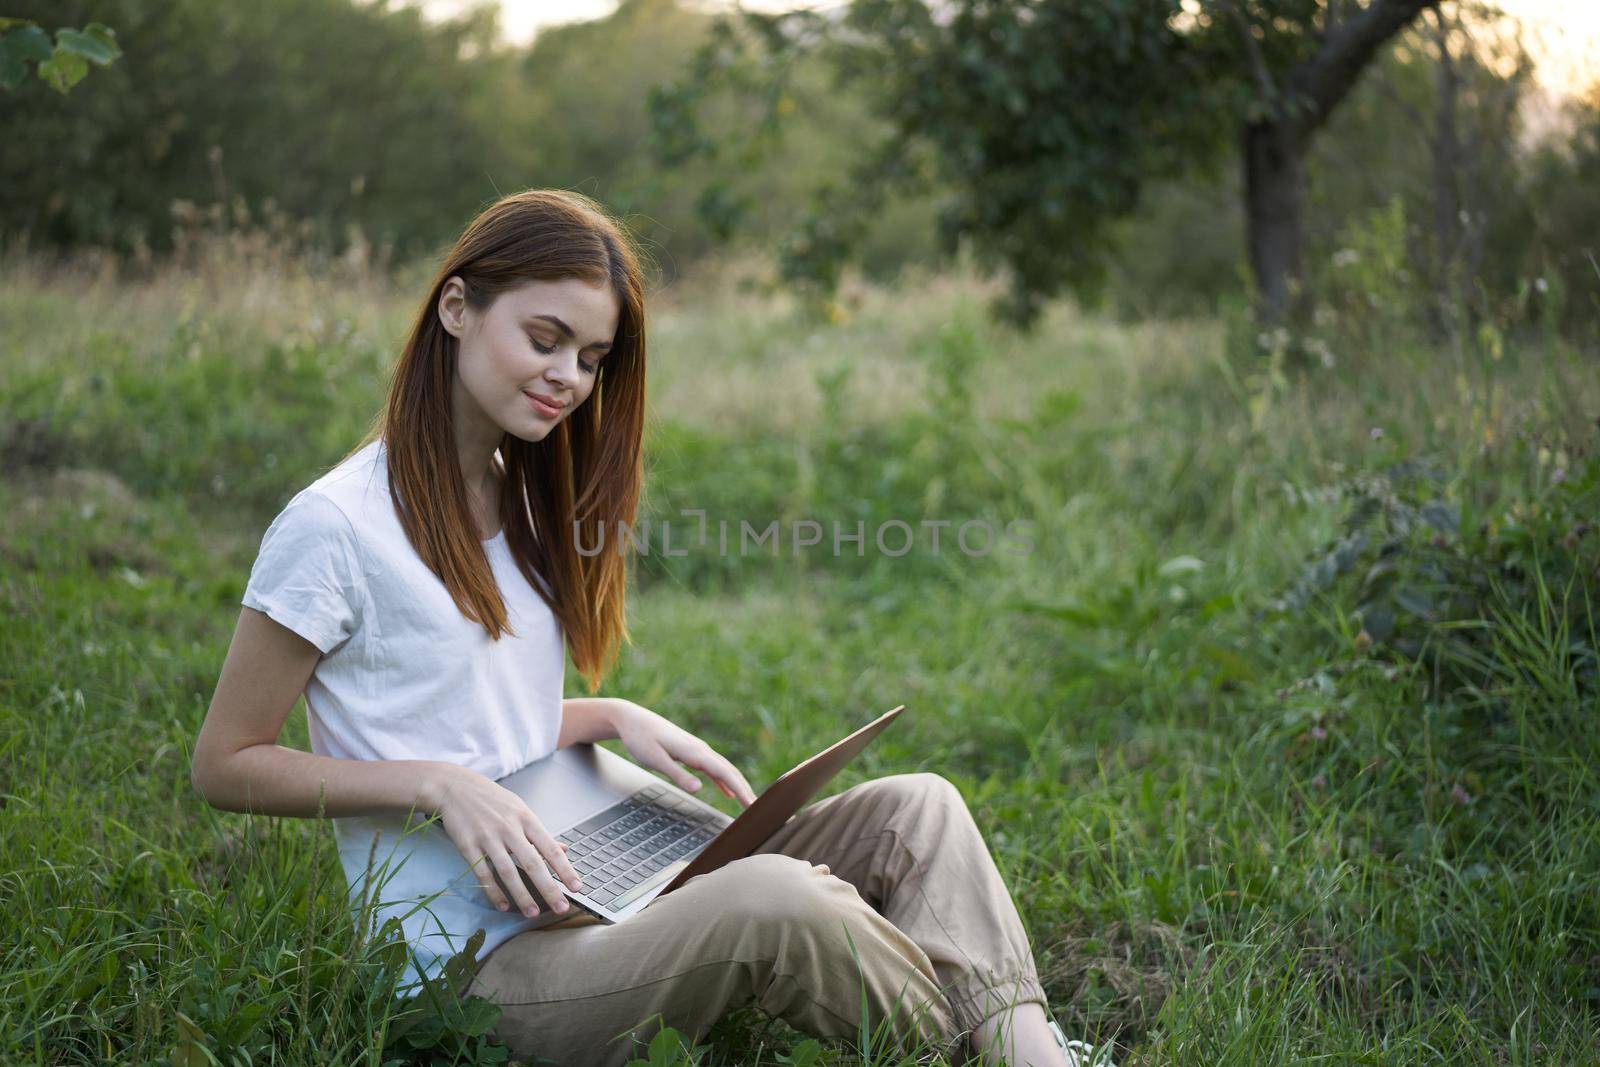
(437, 275), (468, 338)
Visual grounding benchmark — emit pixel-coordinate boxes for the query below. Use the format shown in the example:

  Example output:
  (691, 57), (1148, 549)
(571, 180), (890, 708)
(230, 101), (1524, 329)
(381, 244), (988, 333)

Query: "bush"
(1275, 444), (1599, 708)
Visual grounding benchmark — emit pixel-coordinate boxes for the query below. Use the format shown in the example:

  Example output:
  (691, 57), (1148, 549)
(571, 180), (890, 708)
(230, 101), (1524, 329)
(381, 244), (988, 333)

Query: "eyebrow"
(529, 314), (613, 352)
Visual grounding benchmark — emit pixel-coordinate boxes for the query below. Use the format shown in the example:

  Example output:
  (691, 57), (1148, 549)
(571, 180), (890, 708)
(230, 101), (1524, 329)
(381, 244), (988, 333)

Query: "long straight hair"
(346, 189), (648, 692)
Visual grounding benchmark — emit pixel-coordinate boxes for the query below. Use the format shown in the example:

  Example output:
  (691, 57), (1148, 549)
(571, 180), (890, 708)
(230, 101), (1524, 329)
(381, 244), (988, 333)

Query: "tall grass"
(2, 240), (1596, 1064)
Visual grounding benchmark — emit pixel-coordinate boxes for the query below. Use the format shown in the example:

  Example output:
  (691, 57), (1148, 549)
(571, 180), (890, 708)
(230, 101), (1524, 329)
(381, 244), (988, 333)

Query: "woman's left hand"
(610, 700), (757, 808)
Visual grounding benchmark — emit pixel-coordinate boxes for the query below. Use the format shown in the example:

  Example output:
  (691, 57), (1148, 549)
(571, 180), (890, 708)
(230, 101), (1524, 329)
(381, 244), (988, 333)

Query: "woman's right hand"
(427, 763), (582, 918)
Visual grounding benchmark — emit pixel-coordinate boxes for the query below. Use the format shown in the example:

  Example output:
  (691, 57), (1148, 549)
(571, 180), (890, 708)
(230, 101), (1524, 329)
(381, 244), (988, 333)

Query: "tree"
(0, 0), (514, 257)
(1222, 0), (1435, 325)
(652, 0), (1436, 330)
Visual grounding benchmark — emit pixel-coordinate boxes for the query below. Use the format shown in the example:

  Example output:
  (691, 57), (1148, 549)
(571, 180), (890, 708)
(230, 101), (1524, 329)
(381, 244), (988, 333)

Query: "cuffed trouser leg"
(753, 772), (1048, 1036)
(464, 773), (1044, 1065)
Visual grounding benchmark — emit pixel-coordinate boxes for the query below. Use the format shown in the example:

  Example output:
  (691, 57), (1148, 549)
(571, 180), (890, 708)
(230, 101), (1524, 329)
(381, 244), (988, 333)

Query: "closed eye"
(531, 333), (599, 374)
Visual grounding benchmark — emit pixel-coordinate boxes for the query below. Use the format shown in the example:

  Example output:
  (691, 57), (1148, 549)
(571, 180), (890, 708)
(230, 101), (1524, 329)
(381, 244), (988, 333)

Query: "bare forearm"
(192, 743), (456, 819)
(558, 697), (633, 747)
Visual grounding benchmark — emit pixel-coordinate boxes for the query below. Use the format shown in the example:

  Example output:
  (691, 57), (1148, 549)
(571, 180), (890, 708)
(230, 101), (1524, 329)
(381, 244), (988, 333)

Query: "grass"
(2, 244), (1598, 1064)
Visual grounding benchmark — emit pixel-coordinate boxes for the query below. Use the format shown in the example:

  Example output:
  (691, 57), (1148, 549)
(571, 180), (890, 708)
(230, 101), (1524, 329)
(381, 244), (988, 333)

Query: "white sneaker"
(1047, 1019), (1116, 1067)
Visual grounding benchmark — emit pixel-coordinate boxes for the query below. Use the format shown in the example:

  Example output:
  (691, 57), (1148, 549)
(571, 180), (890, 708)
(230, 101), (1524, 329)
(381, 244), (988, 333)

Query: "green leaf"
(645, 1026), (692, 1066)
(440, 926), (486, 998)
(1009, 597), (1105, 627)
(457, 996), (501, 1038)
(381, 1001), (424, 1044)
(233, 1001), (268, 1033)
(1157, 554), (1204, 578)
(1393, 586), (1434, 619)
(0, 25), (51, 89)
(38, 47), (89, 93)
(1420, 500), (1459, 534)
(1197, 640), (1255, 686)
(1197, 591), (1236, 620)
(56, 23), (120, 65)
(778, 1039), (826, 1066)
(170, 1011), (209, 1067)
(402, 1010), (448, 1048)
(1360, 606), (1396, 642)
(6, 24), (51, 61)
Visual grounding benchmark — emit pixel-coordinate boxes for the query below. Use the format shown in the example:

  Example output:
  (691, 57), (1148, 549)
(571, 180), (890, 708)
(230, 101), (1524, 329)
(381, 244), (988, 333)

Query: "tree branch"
(1208, 0), (1281, 112)
(1287, 0), (1436, 138)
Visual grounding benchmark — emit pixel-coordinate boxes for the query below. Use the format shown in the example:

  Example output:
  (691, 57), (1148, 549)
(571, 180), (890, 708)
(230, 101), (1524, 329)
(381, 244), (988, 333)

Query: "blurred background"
(1, 0), (1597, 333)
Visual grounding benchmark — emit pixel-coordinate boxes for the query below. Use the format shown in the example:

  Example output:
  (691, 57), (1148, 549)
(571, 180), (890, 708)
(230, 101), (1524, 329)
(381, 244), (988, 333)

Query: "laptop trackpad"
(504, 749), (631, 832)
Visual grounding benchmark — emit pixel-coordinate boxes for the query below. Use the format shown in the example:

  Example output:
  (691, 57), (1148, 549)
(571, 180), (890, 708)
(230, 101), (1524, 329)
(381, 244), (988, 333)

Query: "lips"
(523, 391), (566, 418)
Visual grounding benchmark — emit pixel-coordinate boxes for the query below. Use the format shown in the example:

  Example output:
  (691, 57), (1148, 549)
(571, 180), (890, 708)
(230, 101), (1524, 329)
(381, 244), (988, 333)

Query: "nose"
(542, 346), (582, 392)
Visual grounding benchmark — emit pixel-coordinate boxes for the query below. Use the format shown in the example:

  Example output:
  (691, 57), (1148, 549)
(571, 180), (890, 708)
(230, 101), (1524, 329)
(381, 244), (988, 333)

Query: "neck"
(449, 376), (507, 520)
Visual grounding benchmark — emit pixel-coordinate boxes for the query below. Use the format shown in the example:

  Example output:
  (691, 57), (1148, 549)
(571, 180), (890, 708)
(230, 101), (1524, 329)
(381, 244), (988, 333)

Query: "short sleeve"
(242, 490), (365, 655)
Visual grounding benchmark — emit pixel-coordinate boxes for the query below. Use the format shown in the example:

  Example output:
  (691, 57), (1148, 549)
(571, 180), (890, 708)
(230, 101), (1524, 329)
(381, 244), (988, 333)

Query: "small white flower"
(1306, 337), (1335, 368)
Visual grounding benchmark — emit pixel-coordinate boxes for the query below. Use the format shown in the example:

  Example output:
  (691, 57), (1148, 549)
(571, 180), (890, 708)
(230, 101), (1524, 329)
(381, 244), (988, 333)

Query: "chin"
(503, 411), (560, 444)
(507, 425), (554, 444)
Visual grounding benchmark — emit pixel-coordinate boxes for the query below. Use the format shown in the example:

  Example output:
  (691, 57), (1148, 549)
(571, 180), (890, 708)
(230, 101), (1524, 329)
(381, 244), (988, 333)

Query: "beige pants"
(463, 773), (1048, 1066)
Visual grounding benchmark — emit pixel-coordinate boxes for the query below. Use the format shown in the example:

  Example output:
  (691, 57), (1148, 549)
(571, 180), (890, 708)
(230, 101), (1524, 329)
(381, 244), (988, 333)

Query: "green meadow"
(2, 249), (1597, 1064)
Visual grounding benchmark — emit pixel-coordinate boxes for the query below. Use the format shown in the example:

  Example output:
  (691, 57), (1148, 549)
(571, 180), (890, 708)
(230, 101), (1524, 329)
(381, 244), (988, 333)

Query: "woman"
(192, 189), (1109, 1067)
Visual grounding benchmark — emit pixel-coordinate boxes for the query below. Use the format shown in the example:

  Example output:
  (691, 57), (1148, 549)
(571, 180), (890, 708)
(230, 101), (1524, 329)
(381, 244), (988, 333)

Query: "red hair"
(346, 189), (648, 691)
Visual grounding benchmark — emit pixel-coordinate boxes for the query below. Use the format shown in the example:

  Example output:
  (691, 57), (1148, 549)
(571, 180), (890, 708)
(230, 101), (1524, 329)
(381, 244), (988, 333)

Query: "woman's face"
(439, 274), (621, 443)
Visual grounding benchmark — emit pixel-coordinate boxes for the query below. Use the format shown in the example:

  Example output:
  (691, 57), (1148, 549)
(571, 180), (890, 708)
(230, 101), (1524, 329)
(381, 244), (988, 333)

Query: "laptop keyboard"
(555, 785), (723, 909)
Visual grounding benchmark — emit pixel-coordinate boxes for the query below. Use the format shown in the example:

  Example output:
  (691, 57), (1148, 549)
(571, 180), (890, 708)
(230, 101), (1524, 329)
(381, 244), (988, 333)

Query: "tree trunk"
(1243, 120), (1307, 329)
(1231, 0), (1435, 330)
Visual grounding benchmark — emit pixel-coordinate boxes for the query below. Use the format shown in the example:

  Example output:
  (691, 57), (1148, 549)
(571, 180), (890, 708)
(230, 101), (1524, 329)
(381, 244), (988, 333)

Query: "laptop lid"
(654, 704), (905, 896)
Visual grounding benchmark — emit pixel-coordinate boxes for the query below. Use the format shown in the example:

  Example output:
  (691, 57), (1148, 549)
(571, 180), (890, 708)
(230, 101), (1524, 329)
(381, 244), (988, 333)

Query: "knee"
(859, 771), (966, 812)
(713, 854), (865, 943)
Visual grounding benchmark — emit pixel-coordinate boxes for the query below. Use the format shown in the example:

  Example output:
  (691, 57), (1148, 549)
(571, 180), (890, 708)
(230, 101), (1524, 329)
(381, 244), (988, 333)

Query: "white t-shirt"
(240, 436), (566, 993)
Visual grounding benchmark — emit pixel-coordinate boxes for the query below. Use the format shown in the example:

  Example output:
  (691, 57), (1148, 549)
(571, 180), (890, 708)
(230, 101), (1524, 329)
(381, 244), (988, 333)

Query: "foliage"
(0, 0), (1593, 340)
(377, 931), (512, 1067)
(0, 315), (387, 521)
(1276, 445), (1599, 704)
(0, 0), (514, 257)
(1492, 92), (1600, 338)
(1317, 196), (1428, 353)
(0, 16), (119, 93)
(0, 0), (944, 290)
(652, 0), (1475, 328)
(652, 0), (1244, 328)
(624, 1024), (707, 1067)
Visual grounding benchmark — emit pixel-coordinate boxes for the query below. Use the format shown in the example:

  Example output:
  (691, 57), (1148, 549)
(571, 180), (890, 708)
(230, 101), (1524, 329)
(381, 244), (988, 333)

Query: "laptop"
(491, 705), (905, 923)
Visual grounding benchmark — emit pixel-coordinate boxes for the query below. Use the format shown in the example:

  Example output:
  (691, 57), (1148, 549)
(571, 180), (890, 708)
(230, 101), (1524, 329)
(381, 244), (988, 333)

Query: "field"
(2, 246), (1597, 1064)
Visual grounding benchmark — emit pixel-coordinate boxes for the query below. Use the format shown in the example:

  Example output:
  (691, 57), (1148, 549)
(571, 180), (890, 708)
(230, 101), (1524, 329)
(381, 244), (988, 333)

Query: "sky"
(420, 0), (1598, 97)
